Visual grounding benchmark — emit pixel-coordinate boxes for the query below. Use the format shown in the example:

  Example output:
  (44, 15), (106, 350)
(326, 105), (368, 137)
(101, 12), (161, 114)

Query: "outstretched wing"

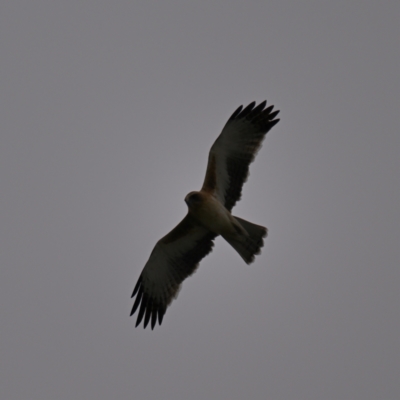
(202, 101), (280, 211)
(130, 214), (216, 329)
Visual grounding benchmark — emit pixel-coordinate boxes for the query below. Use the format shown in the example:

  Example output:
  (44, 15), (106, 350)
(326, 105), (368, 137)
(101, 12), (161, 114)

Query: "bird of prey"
(131, 100), (280, 329)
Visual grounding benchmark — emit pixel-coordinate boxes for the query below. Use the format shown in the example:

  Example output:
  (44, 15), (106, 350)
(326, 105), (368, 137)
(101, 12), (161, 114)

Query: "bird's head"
(185, 191), (203, 208)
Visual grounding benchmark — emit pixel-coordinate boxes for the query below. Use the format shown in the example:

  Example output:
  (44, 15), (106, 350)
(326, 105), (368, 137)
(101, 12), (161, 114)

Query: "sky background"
(1, 1), (399, 399)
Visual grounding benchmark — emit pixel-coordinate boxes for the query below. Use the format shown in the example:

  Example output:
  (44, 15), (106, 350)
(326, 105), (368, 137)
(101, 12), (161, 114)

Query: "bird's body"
(185, 191), (240, 237)
(185, 190), (266, 264)
(131, 100), (280, 329)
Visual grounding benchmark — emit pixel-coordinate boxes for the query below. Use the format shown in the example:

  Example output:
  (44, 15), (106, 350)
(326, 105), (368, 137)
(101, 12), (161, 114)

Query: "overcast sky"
(1, 1), (399, 399)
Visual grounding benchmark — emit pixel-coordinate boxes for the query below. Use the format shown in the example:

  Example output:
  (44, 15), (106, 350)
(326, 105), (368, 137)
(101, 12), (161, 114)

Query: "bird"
(131, 100), (280, 329)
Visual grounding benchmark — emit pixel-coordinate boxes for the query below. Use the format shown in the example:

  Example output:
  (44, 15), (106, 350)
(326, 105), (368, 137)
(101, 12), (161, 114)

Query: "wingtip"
(259, 99), (267, 110)
(239, 101), (256, 118)
(131, 276), (142, 298)
(143, 307), (152, 329)
(130, 287), (143, 316)
(270, 118), (280, 127)
(269, 110), (280, 120)
(135, 295), (147, 327)
(228, 105), (243, 121)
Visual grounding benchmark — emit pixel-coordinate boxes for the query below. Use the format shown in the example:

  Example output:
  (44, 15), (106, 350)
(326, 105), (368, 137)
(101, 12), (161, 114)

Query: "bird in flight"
(131, 100), (280, 329)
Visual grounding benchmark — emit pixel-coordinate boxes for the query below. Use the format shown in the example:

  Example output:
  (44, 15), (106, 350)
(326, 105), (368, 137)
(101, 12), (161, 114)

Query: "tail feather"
(224, 216), (267, 264)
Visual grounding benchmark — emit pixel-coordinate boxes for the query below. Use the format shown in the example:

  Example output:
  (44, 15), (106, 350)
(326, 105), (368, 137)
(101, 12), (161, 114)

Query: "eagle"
(131, 100), (280, 329)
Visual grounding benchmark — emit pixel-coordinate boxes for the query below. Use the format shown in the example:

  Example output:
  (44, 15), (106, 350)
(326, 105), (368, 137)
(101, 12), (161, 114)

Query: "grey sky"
(0, 1), (399, 399)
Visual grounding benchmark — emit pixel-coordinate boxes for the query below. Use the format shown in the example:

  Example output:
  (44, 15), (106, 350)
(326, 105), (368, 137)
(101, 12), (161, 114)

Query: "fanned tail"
(223, 216), (267, 264)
